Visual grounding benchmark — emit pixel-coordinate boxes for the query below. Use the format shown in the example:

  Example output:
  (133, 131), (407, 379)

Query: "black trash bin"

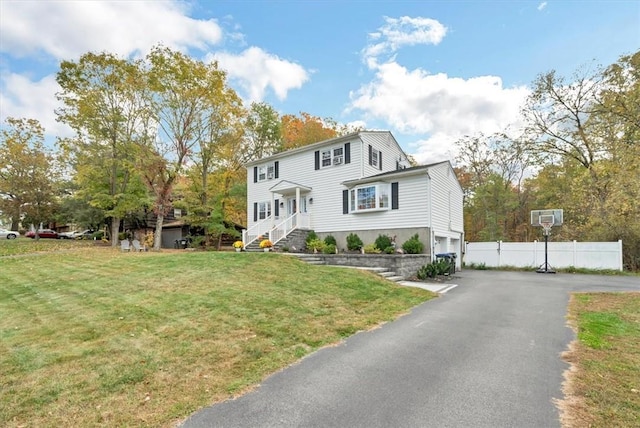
(174, 238), (188, 249)
(435, 252), (457, 275)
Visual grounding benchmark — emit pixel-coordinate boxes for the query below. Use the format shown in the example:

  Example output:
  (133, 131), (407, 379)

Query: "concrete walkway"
(181, 270), (639, 428)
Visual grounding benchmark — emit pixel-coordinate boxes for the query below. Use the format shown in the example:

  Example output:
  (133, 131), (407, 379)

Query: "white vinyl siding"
(336, 174), (429, 232)
(245, 131), (448, 234)
(246, 137), (362, 230)
(360, 132), (404, 177)
(428, 162), (464, 234)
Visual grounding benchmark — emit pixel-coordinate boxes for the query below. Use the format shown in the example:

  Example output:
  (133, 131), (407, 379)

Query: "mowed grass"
(0, 236), (97, 257)
(562, 292), (640, 427)
(0, 244), (436, 427)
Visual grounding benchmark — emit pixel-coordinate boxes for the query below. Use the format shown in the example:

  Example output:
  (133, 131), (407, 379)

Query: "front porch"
(243, 180), (313, 249)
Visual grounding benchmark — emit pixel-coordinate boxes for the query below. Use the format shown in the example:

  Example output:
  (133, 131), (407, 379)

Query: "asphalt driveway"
(181, 270), (639, 428)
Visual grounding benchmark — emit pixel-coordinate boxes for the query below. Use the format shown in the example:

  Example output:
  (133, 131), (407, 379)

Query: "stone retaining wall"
(313, 254), (431, 279)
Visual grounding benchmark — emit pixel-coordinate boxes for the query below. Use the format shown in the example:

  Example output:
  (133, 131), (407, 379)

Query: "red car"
(25, 229), (59, 239)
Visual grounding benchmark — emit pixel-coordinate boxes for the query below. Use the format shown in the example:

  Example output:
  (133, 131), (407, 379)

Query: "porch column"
(270, 192), (275, 229)
(295, 187), (301, 213)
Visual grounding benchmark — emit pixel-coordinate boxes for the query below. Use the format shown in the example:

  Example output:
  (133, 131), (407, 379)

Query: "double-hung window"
(257, 166), (267, 181)
(333, 147), (343, 165)
(321, 147), (345, 168)
(255, 161), (278, 182)
(315, 143), (350, 170)
(258, 201), (271, 220)
(371, 148), (379, 168)
(321, 150), (332, 167)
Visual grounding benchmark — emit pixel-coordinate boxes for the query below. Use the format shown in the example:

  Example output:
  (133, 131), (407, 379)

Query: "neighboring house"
(244, 131), (464, 266)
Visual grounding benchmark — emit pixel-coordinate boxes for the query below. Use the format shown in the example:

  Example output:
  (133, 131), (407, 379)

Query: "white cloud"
(211, 47), (310, 102)
(408, 133), (459, 164)
(348, 61), (530, 163)
(537, 2), (548, 11)
(0, 0), (223, 60)
(363, 16), (447, 63)
(0, 72), (71, 138)
(0, 1), (311, 141)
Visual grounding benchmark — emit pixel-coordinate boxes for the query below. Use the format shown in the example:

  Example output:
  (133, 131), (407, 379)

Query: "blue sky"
(1, 0), (638, 163)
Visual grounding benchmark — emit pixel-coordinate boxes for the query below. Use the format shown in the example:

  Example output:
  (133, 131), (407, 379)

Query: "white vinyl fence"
(464, 240), (623, 271)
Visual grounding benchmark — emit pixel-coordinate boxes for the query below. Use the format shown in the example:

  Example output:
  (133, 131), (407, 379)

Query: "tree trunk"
(154, 213), (164, 251)
(111, 217), (120, 247)
(11, 218), (19, 232)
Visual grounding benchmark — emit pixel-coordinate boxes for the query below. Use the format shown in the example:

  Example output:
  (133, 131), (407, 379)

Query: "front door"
(287, 196), (307, 216)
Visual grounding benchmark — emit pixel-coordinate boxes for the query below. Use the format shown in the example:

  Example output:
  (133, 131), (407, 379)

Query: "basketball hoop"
(531, 209), (562, 274)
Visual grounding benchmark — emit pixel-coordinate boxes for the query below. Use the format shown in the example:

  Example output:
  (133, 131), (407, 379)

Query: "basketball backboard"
(530, 209), (563, 227)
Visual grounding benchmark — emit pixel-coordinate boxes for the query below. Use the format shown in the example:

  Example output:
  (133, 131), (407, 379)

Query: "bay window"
(349, 183), (390, 212)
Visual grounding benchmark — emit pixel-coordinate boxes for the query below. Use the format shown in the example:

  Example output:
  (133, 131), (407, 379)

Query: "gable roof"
(269, 179), (312, 194)
(245, 130), (408, 167)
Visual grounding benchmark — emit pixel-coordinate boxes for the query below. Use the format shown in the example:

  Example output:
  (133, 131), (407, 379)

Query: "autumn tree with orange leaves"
(281, 112), (341, 150)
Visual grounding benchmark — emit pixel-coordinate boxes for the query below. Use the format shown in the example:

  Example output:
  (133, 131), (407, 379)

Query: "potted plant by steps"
(259, 239), (273, 252)
(233, 241), (243, 252)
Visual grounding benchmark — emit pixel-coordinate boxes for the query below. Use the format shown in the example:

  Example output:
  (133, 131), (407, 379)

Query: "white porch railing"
(242, 216), (274, 248)
(269, 212), (310, 245)
(242, 212), (310, 248)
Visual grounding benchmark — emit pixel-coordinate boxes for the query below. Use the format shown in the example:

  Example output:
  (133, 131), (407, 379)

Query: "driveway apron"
(181, 271), (640, 428)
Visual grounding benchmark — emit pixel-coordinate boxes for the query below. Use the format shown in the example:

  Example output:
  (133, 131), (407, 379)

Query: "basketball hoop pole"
(537, 224), (556, 274)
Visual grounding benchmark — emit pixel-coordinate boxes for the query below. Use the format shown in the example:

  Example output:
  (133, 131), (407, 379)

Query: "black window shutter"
(253, 202), (258, 221)
(274, 161), (279, 179)
(396, 160), (399, 170)
(391, 182), (399, 209)
(274, 199), (279, 217)
(314, 151), (320, 170)
(379, 152), (382, 170)
(253, 167), (258, 183)
(368, 145), (373, 166)
(342, 190), (349, 214)
(344, 143), (351, 164)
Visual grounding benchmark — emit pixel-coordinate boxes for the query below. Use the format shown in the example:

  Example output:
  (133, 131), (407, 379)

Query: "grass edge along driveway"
(559, 292), (640, 428)
(0, 247), (436, 427)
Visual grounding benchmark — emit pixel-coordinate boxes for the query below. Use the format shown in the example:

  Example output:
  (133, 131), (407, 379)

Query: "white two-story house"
(243, 131), (464, 266)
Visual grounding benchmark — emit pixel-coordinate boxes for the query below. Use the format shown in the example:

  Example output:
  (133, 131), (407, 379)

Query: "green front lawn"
(562, 293), (640, 427)
(0, 246), (435, 427)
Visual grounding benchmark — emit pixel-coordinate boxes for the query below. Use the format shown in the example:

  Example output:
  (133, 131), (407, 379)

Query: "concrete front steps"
(244, 229), (312, 253)
(289, 253), (404, 282)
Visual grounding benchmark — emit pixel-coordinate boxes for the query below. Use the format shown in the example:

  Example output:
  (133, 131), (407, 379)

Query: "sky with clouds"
(1, 0), (638, 163)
